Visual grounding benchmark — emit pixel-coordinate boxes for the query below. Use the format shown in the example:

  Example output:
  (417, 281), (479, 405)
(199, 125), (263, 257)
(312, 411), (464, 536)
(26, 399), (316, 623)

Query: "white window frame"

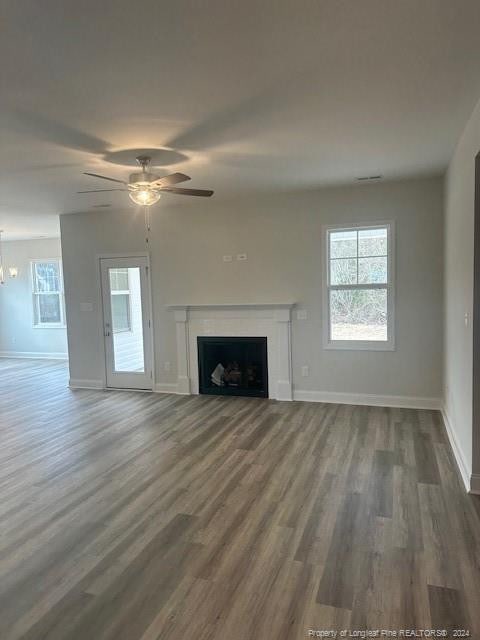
(31, 259), (66, 329)
(322, 221), (395, 351)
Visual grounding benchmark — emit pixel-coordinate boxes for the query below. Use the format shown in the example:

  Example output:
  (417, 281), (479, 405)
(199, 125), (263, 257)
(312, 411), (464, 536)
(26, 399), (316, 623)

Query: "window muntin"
(31, 260), (65, 327)
(326, 225), (393, 349)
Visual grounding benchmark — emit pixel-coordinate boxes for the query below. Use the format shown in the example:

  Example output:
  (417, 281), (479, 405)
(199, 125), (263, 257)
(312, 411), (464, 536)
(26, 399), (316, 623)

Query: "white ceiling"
(1, 0), (480, 239)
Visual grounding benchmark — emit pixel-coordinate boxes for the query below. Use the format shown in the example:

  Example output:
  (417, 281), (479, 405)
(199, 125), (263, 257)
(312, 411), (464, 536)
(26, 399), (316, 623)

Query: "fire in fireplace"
(197, 336), (268, 398)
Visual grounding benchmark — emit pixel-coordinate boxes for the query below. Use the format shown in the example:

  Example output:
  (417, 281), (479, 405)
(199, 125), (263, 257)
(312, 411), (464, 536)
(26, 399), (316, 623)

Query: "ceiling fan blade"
(160, 187), (214, 197)
(77, 188), (128, 193)
(83, 172), (127, 185)
(151, 172), (191, 187)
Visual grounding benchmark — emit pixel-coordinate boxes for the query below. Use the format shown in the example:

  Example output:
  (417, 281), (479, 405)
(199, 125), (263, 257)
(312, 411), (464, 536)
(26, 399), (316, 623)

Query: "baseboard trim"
(154, 383), (180, 394)
(293, 389), (441, 410)
(69, 378), (104, 390)
(0, 350), (68, 361)
(470, 473), (480, 495)
(441, 407), (472, 493)
(152, 383), (442, 408)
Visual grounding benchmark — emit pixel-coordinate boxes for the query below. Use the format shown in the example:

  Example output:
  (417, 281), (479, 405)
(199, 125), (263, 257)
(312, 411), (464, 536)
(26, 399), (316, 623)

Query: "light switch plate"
(297, 309), (307, 320)
(236, 253), (247, 261)
(80, 302), (93, 312)
(223, 255), (233, 262)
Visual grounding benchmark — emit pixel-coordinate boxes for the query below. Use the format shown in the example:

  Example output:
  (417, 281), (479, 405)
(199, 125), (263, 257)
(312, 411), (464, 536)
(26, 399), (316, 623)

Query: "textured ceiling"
(1, 0), (480, 239)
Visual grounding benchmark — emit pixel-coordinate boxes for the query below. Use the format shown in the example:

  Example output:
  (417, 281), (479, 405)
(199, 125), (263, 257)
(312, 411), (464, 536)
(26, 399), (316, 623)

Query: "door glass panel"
(109, 267), (145, 372)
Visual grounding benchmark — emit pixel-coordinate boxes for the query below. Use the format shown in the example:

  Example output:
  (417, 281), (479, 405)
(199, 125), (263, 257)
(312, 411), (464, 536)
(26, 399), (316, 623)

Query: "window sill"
(33, 324), (67, 330)
(323, 340), (395, 352)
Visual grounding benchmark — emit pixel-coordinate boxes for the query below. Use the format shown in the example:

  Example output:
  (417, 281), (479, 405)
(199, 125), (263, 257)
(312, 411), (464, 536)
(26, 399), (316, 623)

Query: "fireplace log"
(211, 363), (225, 386)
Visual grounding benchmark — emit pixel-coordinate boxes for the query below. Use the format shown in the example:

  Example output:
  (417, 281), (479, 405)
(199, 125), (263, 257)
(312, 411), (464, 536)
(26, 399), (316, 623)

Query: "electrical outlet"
(236, 253), (247, 261)
(301, 365), (309, 377)
(223, 255), (233, 262)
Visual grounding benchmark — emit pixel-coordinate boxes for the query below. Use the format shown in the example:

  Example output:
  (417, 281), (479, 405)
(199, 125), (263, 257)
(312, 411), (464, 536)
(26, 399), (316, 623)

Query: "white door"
(100, 257), (153, 390)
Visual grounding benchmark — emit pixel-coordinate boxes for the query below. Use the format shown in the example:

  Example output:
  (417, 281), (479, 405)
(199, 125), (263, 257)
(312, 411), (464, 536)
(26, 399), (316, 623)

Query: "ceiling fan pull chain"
(144, 205), (151, 243)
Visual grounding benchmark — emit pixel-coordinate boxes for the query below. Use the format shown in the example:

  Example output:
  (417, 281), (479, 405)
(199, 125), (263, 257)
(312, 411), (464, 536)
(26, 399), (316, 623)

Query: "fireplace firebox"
(197, 336), (268, 398)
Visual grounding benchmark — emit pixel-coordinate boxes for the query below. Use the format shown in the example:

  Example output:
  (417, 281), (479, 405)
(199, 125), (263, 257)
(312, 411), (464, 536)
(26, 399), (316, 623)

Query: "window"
(109, 268), (131, 333)
(324, 223), (394, 350)
(31, 260), (65, 327)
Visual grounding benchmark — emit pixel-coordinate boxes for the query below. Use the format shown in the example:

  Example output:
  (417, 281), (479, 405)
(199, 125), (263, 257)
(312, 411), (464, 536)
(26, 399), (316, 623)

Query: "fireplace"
(168, 304), (293, 400)
(197, 336), (268, 398)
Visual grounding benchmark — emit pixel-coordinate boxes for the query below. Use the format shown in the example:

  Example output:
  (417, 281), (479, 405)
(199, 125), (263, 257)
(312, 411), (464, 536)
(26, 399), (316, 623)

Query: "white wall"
(0, 238), (68, 358)
(61, 176), (443, 403)
(444, 95), (480, 490)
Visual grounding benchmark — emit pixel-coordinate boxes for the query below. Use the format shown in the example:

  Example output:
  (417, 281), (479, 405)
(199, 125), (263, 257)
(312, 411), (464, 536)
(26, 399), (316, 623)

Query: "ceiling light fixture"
(128, 188), (162, 206)
(78, 156), (213, 205)
(8, 266), (18, 278)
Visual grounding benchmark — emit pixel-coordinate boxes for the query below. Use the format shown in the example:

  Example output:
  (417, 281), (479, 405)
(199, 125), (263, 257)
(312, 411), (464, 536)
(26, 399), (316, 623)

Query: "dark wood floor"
(0, 358), (479, 639)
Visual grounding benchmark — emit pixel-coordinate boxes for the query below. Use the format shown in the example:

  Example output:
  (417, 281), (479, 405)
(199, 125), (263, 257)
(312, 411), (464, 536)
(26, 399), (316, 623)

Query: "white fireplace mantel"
(167, 303), (295, 401)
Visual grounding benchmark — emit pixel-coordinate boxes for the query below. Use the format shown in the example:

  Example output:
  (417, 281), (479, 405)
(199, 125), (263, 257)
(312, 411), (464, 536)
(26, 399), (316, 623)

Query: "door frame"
(97, 252), (155, 391)
(472, 153), (480, 491)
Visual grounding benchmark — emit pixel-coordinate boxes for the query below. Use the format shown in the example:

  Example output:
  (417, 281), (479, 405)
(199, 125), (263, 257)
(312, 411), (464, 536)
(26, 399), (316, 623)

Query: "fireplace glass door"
(197, 336), (268, 398)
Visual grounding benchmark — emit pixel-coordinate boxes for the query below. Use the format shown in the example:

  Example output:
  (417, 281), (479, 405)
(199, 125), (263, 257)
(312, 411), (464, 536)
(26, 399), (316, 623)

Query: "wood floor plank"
(428, 585), (470, 635)
(371, 449), (394, 518)
(413, 427), (440, 484)
(315, 492), (364, 609)
(0, 358), (479, 639)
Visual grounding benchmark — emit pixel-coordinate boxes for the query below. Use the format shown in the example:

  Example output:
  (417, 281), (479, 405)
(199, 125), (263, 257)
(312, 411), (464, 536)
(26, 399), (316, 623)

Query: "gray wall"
(444, 95), (480, 486)
(0, 238), (68, 358)
(61, 176), (443, 401)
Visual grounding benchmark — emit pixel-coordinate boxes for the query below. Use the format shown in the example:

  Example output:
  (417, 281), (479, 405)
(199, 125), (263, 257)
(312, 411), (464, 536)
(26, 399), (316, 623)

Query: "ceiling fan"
(78, 155), (213, 206)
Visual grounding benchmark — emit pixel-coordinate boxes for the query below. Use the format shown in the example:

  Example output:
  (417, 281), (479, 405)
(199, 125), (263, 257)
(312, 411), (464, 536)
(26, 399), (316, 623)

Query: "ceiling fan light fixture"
(80, 156), (213, 203)
(128, 188), (161, 206)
